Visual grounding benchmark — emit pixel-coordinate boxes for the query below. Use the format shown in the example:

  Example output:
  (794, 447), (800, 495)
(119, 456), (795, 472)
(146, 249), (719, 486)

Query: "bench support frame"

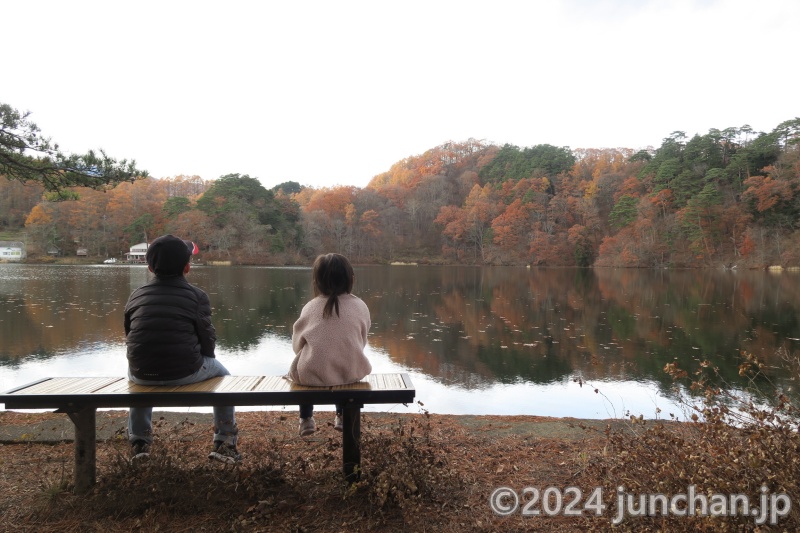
(57, 405), (365, 494)
(342, 403), (362, 482)
(62, 407), (97, 494)
(56, 405), (366, 494)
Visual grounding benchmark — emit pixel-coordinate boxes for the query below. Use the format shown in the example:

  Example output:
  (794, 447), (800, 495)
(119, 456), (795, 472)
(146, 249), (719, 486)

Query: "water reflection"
(1, 264), (799, 417)
(358, 267), (800, 394)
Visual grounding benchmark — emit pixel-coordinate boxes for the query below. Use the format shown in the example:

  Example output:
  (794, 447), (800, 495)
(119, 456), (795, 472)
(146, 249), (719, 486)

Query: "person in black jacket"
(124, 234), (239, 463)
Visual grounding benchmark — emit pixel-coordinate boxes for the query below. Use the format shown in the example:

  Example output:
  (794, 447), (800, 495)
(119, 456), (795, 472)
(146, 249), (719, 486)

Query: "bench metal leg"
(341, 403), (362, 483)
(66, 407), (96, 495)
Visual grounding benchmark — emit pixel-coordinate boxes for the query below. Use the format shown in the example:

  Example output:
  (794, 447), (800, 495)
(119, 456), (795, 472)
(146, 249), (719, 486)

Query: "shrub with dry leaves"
(581, 348), (800, 531)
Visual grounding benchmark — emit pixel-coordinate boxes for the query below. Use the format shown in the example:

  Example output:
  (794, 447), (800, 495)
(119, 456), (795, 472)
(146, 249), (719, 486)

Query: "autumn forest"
(3, 118), (800, 268)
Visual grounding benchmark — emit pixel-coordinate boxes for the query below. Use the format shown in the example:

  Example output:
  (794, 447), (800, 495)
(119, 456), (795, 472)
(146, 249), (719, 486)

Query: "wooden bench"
(0, 373), (415, 494)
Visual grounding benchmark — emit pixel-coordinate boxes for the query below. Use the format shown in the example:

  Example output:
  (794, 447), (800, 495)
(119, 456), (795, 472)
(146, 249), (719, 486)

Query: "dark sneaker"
(208, 442), (241, 464)
(131, 440), (151, 461)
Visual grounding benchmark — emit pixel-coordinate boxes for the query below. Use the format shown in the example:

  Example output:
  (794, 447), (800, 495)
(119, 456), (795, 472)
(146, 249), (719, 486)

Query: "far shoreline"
(6, 256), (800, 271)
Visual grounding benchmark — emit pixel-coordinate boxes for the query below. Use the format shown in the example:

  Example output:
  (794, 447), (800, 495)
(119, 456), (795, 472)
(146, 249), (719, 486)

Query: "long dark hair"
(312, 253), (355, 319)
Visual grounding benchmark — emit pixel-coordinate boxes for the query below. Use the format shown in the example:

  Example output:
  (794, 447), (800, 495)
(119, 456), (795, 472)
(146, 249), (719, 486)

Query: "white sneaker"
(334, 414), (343, 432)
(299, 417), (316, 436)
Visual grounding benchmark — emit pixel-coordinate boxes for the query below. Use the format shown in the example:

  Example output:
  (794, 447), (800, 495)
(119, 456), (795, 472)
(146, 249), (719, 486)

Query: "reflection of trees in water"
(198, 267), (307, 351)
(0, 267), (129, 361)
(2, 266), (799, 403)
(593, 269), (800, 396)
(362, 266), (800, 397)
(363, 267), (586, 385)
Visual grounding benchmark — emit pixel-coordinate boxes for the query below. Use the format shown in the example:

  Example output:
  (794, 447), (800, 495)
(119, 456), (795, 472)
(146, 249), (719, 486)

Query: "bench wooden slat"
(367, 373), (404, 390)
(333, 380), (370, 391)
(128, 383), (197, 393)
(219, 376), (264, 392)
(171, 376), (225, 392)
(14, 377), (122, 396)
(251, 375), (292, 392)
(94, 379), (146, 394)
(290, 383), (331, 391)
(177, 375), (263, 393)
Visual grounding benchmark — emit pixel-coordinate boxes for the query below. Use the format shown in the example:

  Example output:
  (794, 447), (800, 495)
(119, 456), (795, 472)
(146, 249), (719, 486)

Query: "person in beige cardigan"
(289, 253), (372, 436)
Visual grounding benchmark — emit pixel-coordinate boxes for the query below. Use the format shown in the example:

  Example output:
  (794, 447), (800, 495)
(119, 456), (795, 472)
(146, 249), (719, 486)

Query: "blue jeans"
(127, 357), (238, 446)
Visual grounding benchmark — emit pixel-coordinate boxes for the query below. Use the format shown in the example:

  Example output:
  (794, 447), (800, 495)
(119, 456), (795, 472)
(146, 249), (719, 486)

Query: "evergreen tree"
(0, 102), (146, 200)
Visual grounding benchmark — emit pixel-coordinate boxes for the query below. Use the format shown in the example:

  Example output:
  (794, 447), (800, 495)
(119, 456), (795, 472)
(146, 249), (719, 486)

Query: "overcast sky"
(5, 0), (798, 190)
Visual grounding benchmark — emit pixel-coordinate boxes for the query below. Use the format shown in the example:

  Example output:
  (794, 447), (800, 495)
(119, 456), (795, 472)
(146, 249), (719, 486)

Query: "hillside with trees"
(2, 117), (799, 268)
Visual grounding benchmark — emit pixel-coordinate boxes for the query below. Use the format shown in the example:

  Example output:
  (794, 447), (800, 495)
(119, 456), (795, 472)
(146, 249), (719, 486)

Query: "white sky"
(4, 0), (798, 190)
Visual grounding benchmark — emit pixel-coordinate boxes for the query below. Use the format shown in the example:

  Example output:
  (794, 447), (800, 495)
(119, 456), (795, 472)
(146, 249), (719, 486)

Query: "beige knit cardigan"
(289, 294), (372, 386)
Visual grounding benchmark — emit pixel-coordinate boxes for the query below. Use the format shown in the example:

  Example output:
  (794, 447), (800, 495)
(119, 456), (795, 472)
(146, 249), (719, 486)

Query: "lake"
(1, 264), (798, 419)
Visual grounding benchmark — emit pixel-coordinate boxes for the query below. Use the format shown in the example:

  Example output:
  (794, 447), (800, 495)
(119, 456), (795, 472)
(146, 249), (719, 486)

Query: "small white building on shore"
(125, 243), (148, 263)
(0, 241), (25, 261)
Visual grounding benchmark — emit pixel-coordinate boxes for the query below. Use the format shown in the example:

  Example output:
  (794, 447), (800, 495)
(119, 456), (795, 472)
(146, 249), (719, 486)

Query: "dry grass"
(0, 410), (610, 532)
(577, 351), (800, 532)
(2, 357), (798, 533)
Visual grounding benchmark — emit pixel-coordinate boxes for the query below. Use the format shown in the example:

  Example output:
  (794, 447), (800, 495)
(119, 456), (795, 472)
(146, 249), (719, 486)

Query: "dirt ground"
(0, 409), (637, 532)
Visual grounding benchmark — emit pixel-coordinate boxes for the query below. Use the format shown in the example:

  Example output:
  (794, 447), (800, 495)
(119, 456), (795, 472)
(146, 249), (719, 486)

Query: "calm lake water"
(1, 264), (799, 418)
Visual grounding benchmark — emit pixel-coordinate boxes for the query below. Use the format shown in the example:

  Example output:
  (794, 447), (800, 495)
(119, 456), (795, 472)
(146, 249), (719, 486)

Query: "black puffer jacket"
(124, 275), (216, 380)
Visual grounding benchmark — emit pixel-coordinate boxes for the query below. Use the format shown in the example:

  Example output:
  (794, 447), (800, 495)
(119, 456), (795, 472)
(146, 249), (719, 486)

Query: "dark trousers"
(300, 404), (343, 419)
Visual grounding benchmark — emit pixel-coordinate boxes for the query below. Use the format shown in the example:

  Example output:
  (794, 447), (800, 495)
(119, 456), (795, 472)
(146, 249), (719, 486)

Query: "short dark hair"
(146, 234), (197, 277)
(312, 253), (354, 318)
